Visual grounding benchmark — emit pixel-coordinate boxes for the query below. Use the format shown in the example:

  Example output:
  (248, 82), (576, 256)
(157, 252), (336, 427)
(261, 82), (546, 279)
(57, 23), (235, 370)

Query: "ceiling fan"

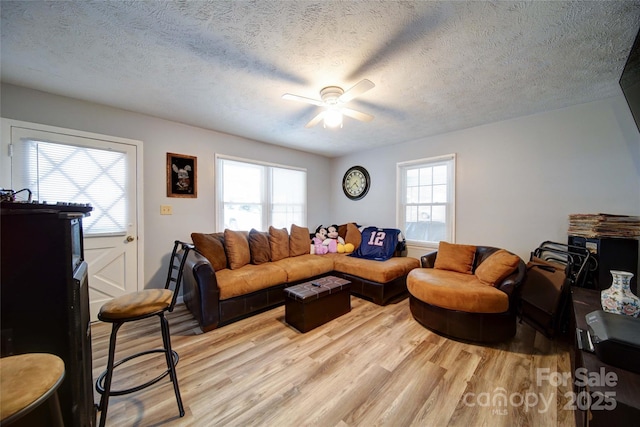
(282, 79), (375, 128)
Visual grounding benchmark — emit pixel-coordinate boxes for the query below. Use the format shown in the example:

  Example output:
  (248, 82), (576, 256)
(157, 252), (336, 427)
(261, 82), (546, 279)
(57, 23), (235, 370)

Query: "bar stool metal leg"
(160, 313), (185, 416)
(49, 389), (64, 427)
(98, 322), (123, 427)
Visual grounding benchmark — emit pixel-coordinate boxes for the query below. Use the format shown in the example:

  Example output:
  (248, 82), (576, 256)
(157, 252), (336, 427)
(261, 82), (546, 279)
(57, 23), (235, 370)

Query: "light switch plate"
(160, 205), (173, 215)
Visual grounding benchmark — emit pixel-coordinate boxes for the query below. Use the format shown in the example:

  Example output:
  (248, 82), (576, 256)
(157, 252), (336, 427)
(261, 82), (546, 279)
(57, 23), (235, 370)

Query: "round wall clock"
(342, 166), (370, 200)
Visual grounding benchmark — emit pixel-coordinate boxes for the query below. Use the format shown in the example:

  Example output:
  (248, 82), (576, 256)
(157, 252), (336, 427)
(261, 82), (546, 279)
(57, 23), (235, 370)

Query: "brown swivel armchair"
(408, 245), (526, 343)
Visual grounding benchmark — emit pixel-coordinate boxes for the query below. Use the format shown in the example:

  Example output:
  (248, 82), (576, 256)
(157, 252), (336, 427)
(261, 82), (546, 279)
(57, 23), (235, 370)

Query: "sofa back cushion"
(344, 222), (362, 249)
(475, 249), (521, 286)
(434, 241), (476, 274)
(248, 229), (271, 264)
(269, 226), (290, 261)
(289, 224), (311, 257)
(224, 229), (251, 269)
(191, 232), (228, 271)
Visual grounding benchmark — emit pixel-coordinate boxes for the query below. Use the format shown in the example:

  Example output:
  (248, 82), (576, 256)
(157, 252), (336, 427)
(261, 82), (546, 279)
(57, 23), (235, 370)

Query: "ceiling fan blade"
(305, 111), (325, 128)
(342, 108), (374, 122)
(282, 93), (325, 107)
(339, 79), (375, 103)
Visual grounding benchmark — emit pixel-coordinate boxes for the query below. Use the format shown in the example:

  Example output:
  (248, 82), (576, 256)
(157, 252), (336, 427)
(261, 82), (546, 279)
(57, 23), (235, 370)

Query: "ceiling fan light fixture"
(324, 108), (343, 128)
(283, 79), (375, 129)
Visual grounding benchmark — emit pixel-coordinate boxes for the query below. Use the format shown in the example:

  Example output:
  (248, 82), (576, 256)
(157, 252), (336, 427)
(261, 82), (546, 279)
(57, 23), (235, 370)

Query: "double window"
(398, 154), (456, 245)
(216, 155), (306, 231)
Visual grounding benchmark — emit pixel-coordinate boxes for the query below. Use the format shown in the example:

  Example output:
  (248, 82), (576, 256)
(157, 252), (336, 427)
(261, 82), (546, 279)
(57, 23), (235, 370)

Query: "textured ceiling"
(2, 1), (640, 157)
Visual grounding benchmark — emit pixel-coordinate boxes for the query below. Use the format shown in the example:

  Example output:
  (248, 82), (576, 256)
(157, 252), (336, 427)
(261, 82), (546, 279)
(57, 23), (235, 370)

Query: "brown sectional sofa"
(182, 223), (420, 332)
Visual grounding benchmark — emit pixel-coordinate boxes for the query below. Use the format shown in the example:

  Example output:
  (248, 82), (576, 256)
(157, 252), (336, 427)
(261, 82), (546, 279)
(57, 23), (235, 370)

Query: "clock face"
(342, 166), (370, 200)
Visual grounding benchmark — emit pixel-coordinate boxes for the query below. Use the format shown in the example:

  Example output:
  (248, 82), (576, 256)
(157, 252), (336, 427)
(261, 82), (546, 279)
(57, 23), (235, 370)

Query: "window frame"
(396, 153), (456, 247)
(215, 154), (307, 231)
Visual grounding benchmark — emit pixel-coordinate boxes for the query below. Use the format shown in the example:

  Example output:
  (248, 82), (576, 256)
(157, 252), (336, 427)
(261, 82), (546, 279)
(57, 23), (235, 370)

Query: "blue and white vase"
(601, 270), (640, 317)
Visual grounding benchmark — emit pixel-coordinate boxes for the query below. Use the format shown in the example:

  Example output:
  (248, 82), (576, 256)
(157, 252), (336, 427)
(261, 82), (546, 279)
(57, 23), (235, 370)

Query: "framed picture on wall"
(167, 152), (197, 198)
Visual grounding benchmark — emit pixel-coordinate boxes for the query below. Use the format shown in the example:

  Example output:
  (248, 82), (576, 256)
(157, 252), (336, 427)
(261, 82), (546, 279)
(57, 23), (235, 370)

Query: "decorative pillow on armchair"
(475, 249), (521, 286)
(434, 241), (476, 274)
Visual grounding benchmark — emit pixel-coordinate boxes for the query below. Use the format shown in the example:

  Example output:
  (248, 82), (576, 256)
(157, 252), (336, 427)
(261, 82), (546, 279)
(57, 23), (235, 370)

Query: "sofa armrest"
(182, 249), (221, 332)
(420, 250), (438, 268)
(496, 258), (527, 300)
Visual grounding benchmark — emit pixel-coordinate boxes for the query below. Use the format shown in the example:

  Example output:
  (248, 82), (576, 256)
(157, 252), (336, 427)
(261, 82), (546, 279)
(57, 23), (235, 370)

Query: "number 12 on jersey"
(367, 231), (387, 247)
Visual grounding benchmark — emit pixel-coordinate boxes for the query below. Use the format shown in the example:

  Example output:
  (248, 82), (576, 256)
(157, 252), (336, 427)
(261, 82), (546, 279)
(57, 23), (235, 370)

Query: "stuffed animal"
(324, 224), (351, 253)
(310, 225), (328, 255)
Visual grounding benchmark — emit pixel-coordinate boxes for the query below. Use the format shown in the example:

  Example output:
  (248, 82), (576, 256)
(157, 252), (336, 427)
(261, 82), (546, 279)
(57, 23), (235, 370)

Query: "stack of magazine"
(568, 213), (640, 239)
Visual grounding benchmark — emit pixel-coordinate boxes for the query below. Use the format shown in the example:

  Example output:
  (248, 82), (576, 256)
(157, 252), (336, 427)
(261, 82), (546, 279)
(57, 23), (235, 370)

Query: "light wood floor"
(91, 296), (576, 426)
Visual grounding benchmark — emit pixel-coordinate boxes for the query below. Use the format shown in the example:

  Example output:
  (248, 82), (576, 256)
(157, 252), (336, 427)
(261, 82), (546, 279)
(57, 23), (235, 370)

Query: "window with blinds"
(15, 140), (128, 236)
(216, 155), (306, 231)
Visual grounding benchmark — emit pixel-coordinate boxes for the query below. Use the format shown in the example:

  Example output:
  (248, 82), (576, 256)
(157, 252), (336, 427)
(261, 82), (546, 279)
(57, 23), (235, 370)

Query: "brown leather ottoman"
(284, 276), (351, 332)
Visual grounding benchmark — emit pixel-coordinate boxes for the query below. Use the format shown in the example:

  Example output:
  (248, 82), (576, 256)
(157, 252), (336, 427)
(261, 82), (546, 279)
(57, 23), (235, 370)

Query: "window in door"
(13, 139), (128, 236)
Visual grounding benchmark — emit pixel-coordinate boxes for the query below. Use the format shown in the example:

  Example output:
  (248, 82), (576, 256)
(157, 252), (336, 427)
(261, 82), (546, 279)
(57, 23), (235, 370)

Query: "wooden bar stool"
(0, 353), (65, 427)
(95, 240), (193, 427)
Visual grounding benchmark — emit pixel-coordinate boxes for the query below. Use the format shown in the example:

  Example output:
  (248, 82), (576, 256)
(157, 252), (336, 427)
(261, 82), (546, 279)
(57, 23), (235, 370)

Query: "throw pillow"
(434, 241), (476, 274)
(269, 226), (290, 261)
(223, 229), (250, 270)
(248, 229), (271, 265)
(338, 223), (349, 240)
(344, 222), (362, 249)
(475, 249), (521, 286)
(289, 224), (310, 257)
(191, 232), (227, 271)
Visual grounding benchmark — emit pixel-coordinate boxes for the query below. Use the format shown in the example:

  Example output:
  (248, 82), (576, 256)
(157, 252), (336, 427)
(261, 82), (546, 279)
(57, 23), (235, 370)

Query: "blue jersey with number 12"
(350, 227), (401, 261)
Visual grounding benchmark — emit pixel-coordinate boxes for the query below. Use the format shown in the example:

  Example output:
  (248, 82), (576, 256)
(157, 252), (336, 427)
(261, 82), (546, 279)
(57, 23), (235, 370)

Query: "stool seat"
(99, 289), (174, 321)
(0, 353), (65, 425)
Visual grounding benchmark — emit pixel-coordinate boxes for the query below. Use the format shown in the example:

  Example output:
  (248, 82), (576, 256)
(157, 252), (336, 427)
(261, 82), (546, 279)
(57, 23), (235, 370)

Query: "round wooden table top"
(0, 353), (65, 423)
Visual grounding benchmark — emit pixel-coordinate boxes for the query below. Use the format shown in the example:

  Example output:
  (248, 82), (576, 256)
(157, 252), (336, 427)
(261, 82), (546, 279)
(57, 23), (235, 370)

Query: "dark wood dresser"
(570, 287), (640, 426)
(1, 202), (95, 427)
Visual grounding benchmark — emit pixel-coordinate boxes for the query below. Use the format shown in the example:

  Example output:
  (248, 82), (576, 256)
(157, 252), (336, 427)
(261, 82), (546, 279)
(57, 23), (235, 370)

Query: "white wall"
(332, 94), (640, 261)
(3, 83), (639, 282)
(0, 84), (332, 288)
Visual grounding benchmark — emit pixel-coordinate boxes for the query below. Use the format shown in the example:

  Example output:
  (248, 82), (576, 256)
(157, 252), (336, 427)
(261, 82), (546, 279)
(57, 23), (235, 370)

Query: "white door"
(8, 123), (142, 321)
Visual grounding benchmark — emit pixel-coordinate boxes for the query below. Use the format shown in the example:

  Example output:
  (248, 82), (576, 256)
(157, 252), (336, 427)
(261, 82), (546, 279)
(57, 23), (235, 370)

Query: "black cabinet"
(1, 203), (95, 427)
(570, 288), (640, 426)
(568, 236), (639, 294)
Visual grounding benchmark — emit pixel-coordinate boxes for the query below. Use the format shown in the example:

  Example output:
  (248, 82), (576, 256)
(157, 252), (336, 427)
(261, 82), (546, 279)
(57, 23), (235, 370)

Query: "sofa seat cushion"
(216, 264), (288, 300)
(332, 254), (420, 283)
(273, 254), (335, 282)
(407, 268), (509, 314)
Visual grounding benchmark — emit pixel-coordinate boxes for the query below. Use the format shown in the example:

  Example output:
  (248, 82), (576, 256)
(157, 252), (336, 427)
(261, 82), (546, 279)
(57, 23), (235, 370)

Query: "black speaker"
(568, 236), (639, 294)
